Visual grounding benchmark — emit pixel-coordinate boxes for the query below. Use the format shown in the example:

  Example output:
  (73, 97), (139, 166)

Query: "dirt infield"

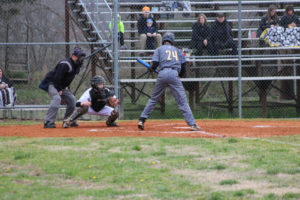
(0, 120), (299, 138)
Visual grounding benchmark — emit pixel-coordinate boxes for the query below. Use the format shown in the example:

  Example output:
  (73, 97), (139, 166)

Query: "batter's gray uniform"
(140, 44), (196, 126)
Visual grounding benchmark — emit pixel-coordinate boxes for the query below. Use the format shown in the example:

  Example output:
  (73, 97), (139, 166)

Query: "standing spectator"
(279, 5), (300, 28)
(137, 33), (201, 131)
(257, 5), (279, 37)
(145, 18), (157, 51)
(190, 14), (210, 56)
(0, 68), (16, 107)
(208, 13), (237, 55)
(40, 47), (86, 128)
(109, 14), (126, 49)
(137, 6), (162, 56)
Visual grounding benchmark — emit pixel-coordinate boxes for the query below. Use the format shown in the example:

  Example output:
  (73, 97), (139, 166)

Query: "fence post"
(238, 0), (242, 118)
(113, 0), (119, 99)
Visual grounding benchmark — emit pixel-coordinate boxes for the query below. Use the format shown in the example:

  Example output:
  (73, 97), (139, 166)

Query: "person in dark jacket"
(279, 5), (300, 28)
(257, 4), (279, 37)
(41, 47), (86, 128)
(145, 18), (157, 50)
(137, 6), (162, 55)
(190, 14), (210, 55)
(208, 13), (237, 55)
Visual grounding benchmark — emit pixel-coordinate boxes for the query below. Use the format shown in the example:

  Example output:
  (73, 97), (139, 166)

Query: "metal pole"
(237, 0), (242, 118)
(293, 59), (297, 96)
(113, 0), (119, 98)
(65, 0), (70, 57)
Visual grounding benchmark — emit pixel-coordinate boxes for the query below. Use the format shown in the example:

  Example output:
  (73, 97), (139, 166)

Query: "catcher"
(63, 75), (120, 128)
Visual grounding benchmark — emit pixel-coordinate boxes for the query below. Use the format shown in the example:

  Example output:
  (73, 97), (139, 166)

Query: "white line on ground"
(252, 125), (273, 128)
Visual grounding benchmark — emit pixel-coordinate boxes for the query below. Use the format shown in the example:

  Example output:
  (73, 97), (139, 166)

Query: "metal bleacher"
(112, 0), (300, 116)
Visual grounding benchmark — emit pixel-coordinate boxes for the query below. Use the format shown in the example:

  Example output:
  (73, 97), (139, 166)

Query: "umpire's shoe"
(44, 121), (56, 128)
(191, 124), (202, 131)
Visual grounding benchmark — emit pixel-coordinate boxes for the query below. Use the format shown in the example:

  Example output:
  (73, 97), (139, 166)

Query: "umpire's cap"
(72, 47), (86, 58)
(162, 32), (175, 45)
(91, 75), (105, 89)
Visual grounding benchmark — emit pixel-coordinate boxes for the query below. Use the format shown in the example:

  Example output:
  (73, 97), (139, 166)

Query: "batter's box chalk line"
(252, 125), (274, 128)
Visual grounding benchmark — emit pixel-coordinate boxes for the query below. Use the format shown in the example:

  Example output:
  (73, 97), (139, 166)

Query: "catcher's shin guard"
(63, 106), (88, 128)
(106, 110), (119, 127)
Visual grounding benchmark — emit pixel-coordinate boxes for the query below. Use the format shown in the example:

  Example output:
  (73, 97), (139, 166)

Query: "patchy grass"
(0, 135), (299, 199)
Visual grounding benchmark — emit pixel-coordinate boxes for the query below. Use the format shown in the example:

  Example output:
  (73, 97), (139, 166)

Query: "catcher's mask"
(72, 47), (86, 66)
(91, 75), (105, 91)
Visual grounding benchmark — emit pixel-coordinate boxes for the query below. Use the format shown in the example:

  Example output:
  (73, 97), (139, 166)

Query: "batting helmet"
(91, 75), (105, 90)
(162, 32), (175, 45)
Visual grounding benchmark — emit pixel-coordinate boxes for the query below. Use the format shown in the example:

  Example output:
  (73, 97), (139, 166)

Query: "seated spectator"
(190, 14), (210, 56)
(0, 68), (16, 107)
(257, 4), (279, 37)
(145, 19), (157, 51)
(162, 1), (191, 17)
(208, 13), (237, 55)
(137, 6), (162, 56)
(109, 14), (126, 49)
(279, 5), (300, 28)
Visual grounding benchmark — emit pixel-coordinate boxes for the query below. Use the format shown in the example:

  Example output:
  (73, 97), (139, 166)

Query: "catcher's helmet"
(162, 32), (175, 45)
(91, 75), (105, 90)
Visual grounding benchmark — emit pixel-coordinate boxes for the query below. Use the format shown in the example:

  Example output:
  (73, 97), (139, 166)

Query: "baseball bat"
(137, 59), (158, 73)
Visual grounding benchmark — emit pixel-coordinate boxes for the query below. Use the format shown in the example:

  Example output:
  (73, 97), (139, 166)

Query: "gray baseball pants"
(140, 68), (196, 126)
(44, 84), (76, 124)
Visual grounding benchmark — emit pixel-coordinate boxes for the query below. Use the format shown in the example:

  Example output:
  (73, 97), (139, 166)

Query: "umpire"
(40, 47), (86, 128)
(138, 32), (202, 131)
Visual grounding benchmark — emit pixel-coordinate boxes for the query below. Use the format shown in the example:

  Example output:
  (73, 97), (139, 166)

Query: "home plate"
(253, 125), (274, 128)
(89, 129), (99, 132)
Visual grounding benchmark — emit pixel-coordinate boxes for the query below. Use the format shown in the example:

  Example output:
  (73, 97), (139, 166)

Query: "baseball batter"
(138, 32), (202, 131)
(62, 75), (120, 128)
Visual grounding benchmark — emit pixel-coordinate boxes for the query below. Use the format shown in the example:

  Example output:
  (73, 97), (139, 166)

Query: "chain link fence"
(1, 0), (300, 120)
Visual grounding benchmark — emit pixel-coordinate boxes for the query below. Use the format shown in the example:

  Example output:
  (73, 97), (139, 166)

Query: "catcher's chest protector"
(89, 88), (109, 112)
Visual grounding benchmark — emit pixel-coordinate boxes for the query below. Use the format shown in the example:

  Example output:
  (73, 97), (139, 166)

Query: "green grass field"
(0, 125), (300, 200)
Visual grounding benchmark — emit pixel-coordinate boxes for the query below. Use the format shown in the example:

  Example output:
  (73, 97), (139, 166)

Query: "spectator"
(39, 47), (86, 128)
(137, 6), (162, 56)
(208, 13), (237, 55)
(190, 14), (210, 56)
(0, 68), (16, 107)
(257, 5), (279, 37)
(109, 14), (126, 49)
(279, 5), (300, 28)
(145, 18), (157, 51)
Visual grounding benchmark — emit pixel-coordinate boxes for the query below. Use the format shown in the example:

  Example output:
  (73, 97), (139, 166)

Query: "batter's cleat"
(106, 122), (119, 127)
(44, 121), (56, 128)
(62, 120), (70, 128)
(70, 121), (79, 127)
(138, 120), (144, 130)
(191, 124), (202, 131)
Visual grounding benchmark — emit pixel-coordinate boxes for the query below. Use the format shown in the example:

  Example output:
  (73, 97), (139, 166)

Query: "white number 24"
(165, 50), (178, 61)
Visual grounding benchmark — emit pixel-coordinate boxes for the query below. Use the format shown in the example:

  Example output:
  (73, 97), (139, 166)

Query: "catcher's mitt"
(107, 97), (120, 107)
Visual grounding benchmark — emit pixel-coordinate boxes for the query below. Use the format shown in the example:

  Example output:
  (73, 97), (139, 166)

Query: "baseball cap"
(217, 13), (225, 18)
(142, 6), (150, 13)
(72, 47), (86, 58)
(146, 19), (153, 23)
